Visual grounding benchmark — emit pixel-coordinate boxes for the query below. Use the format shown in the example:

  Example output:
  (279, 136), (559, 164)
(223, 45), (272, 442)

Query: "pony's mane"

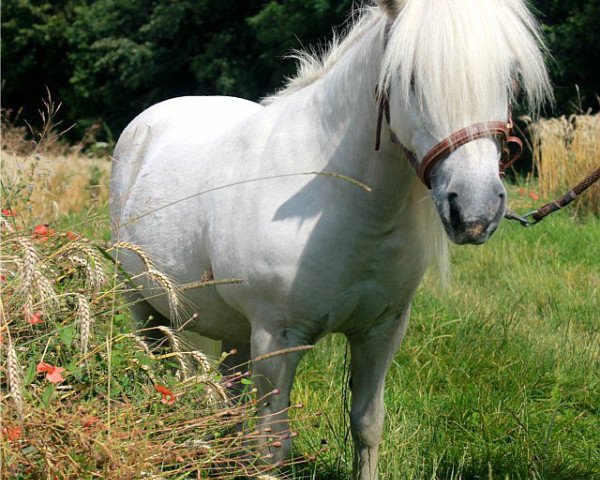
(262, 6), (382, 105)
(264, 1), (552, 131)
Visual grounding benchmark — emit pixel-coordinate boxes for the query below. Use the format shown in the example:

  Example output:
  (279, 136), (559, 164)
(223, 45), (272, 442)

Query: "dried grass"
(112, 241), (182, 324)
(5, 335), (24, 416)
(1, 151), (110, 221)
(2, 100), (110, 222)
(528, 113), (600, 217)
(1, 209), (306, 479)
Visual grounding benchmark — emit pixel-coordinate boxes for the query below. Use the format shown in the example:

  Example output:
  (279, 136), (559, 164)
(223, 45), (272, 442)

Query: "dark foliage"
(1, 0), (597, 141)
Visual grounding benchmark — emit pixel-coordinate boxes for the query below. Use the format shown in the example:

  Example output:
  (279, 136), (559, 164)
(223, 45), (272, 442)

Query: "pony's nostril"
(498, 191), (506, 200)
(447, 192), (462, 230)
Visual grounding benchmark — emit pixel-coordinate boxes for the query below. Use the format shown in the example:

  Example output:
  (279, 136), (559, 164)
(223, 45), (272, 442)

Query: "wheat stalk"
(529, 113), (599, 217)
(34, 264), (56, 307)
(146, 269), (180, 323)
(15, 236), (38, 297)
(7, 335), (24, 416)
(10, 255), (55, 313)
(126, 333), (160, 384)
(62, 242), (108, 290)
(112, 241), (156, 270)
(189, 350), (215, 374)
(156, 325), (190, 378)
(77, 293), (93, 354)
(129, 333), (155, 357)
(111, 242), (180, 321)
(182, 374), (230, 405)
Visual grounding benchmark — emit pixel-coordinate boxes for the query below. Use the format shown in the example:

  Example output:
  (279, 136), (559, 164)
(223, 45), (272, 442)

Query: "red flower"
(26, 309), (44, 325)
(66, 231), (79, 241)
(37, 362), (65, 383)
(1, 208), (15, 217)
(528, 192), (540, 201)
(2, 426), (22, 442)
(32, 224), (55, 241)
(82, 416), (101, 429)
(0, 274), (6, 283)
(517, 188), (526, 196)
(155, 384), (176, 404)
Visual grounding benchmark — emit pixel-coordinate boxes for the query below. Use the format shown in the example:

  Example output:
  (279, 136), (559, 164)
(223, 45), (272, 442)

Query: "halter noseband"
(374, 23), (523, 190)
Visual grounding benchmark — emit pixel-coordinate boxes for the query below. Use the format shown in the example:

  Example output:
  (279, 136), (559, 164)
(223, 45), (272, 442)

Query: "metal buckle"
(504, 209), (540, 227)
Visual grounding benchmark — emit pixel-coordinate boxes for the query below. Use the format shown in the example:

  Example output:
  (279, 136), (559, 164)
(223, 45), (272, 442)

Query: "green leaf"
(41, 384), (56, 407)
(134, 351), (152, 366)
(59, 325), (76, 347)
(23, 362), (37, 386)
(68, 363), (83, 381)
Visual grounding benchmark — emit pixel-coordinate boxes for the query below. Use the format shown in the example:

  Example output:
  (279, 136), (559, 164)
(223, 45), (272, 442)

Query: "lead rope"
(504, 166), (600, 227)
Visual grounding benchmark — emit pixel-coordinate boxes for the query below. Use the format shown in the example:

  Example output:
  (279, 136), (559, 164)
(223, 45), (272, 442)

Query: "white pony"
(110, 1), (551, 478)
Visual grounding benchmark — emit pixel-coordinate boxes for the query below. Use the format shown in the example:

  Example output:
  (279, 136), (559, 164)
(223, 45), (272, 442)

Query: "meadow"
(1, 115), (598, 479)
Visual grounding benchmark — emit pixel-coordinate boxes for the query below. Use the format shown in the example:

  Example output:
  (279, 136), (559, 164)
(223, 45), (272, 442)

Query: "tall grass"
(1, 103), (111, 222)
(528, 113), (600, 217)
(0, 220), (301, 478)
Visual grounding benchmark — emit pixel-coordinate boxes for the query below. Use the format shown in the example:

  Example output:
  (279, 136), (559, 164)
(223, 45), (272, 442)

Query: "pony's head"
(378, 0), (551, 244)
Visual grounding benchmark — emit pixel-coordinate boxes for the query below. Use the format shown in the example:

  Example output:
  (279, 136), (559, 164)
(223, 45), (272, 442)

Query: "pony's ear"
(377, 0), (400, 17)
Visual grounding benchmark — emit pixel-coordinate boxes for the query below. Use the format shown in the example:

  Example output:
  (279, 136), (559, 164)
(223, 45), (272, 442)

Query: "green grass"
(292, 207), (599, 479)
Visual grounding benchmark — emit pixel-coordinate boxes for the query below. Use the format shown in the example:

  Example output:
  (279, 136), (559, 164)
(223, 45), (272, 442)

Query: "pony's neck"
(306, 16), (420, 215)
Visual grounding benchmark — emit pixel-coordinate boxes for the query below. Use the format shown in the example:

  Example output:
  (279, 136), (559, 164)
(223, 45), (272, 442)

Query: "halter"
(374, 25), (523, 190)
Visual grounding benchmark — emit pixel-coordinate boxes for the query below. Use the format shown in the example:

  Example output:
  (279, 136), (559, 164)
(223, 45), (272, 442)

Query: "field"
(1, 141), (599, 479)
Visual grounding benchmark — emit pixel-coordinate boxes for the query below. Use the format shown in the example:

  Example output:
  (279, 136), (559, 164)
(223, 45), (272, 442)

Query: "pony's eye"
(410, 75), (416, 91)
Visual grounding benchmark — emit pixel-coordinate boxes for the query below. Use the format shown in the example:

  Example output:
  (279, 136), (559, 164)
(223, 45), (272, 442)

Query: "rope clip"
(503, 209), (540, 227)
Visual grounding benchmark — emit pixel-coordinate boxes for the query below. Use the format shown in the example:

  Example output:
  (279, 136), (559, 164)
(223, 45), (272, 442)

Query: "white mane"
(266, 1), (552, 132)
(262, 6), (383, 105)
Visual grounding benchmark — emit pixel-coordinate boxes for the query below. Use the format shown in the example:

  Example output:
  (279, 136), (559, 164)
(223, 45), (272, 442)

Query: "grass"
(0, 206), (308, 479)
(293, 191), (599, 479)
(1, 109), (598, 479)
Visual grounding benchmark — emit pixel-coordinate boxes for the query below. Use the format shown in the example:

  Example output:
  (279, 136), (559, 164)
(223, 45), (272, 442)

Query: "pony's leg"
(348, 306), (411, 480)
(250, 326), (306, 462)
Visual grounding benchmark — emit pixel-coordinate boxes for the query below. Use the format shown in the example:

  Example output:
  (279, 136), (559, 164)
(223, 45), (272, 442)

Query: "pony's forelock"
(379, 0), (553, 133)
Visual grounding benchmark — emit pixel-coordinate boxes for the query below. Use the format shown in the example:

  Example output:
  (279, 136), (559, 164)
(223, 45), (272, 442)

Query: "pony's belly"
(179, 288), (251, 342)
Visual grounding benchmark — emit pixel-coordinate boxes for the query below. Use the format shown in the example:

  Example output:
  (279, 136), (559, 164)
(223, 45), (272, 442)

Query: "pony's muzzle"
(444, 184), (506, 244)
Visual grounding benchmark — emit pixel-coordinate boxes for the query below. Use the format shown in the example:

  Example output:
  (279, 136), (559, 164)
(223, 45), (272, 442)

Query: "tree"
(533, 0), (600, 112)
(1, 0), (598, 141)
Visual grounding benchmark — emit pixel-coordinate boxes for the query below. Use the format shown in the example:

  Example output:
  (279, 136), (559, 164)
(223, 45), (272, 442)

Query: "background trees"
(2, 0), (597, 141)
